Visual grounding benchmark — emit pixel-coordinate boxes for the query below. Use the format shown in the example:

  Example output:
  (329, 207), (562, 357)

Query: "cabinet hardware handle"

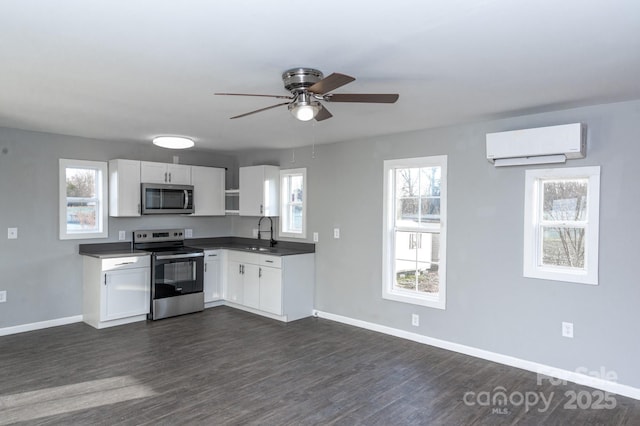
(115, 262), (134, 266)
(260, 204), (264, 214)
(104, 274), (107, 285)
(164, 172), (168, 182)
(204, 263), (207, 272)
(208, 254), (217, 257)
(137, 203), (141, 214)
(259, 267), (262, 278)
(169, 172), (172, 182)
(265, 260), (274, 263)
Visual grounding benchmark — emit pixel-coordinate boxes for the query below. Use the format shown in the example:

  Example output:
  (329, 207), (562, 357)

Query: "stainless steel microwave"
(141, 183), (194, 214)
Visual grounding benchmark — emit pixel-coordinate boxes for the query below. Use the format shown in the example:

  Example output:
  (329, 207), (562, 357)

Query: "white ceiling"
(1, 0), (639, 151)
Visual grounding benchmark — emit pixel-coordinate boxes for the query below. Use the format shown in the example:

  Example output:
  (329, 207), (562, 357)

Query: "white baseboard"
(0, 315), (83, 337)
(313, 310), (640, 401)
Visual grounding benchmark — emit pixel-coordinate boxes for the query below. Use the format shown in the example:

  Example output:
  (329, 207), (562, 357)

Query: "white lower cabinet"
(203, 250), (223, 303)
(83, 255), (151, 329)
(223, 250), (313, 321)
(258, 265), (282, 315)
(226, 259), (244, 304)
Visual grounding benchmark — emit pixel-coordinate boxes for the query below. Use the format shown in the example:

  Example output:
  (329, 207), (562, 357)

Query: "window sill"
(383, 290), (445, 309)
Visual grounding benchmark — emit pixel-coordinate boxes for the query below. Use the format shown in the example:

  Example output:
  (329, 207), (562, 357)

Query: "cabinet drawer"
(260, 255), (281, 268)
(204, 250), (222, 258)
(227, 250), (261, 264)
(101, 255), (150, 272)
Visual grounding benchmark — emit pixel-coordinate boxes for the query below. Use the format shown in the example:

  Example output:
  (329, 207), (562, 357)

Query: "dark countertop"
(78, 242), (150, 259)
(187, 237), (315, 256)
(79, 237), (315, 258)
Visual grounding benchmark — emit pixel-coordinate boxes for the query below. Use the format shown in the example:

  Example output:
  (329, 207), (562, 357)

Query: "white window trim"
(382, 155), (447, 309)
(523, 166), (600, 285)
(279, 168), (307, 239)
(59, 159), (108, 240)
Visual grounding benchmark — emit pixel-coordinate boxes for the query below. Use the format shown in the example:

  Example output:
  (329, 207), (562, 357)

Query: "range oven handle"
(155, 252), (204, 260)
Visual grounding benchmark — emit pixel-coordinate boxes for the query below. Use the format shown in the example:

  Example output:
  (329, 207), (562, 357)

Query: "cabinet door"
(192, 166), (225, 216)
(203, 251), (221, 302)
(243, 263), (260, 309)
(140, 161), (169, 183)
(101, 268), (150, 321)
(259, 266), (282, 315)
(167, 164), (192, 185)
(239, 166), (264, 216)
(109, 159), (141, 217)
(226, 260), (244, 304)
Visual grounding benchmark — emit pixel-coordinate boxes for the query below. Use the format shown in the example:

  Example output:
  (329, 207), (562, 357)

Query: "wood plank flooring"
(1, 306), (639, 425)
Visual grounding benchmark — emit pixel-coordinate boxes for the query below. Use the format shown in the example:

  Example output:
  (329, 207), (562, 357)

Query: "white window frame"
(382, 155), (447, 309)
(59, 159), (108, 240)
(279, 168), (307, 239)
(523, 166), (600, 285)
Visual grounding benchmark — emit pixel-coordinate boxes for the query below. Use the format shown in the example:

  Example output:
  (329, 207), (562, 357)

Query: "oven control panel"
(133, 229), (185, 243)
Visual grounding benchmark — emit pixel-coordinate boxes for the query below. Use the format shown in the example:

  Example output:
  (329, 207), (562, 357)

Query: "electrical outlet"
(412, 314), (419, 327)
(0, 290), (6, 303)
(7, 227), (17, 239)
(562, 322), (574, 338)
(185, 229), (193, 238)
(118, 230), (126, 241)
(313, 232), (319, 242)
(252, 229), (259, 238)
(333, 228), (340, 239)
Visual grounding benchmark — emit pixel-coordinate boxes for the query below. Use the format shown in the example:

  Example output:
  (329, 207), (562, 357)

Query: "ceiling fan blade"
(307, 73), (355, 94)
(229, 102), (291, 119)
(325, 93), (399, 103)
(215, 92), (293, 100)
(315, 104), (333, 121)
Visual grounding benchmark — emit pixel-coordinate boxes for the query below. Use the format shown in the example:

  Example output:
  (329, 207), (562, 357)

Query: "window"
(382, 156), (447, 309)
(523, 166), (600, 285)
(59, 159), (108, 240)
(279, 168), (306, 239)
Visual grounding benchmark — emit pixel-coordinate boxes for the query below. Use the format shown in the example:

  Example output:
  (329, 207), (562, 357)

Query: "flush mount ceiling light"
(287, 92), (320, 121)
(152, 136), (195, 149)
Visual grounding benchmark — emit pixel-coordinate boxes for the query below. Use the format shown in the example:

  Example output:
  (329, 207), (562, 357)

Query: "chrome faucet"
(257, 216), (277, 247)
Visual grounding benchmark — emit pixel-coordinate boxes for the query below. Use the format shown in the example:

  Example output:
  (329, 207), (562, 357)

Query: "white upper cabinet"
(191, 166), (225, 216)
(141, 161), (191, 185)
(109, 159), (141, 217)
(239, 165), (279, 216)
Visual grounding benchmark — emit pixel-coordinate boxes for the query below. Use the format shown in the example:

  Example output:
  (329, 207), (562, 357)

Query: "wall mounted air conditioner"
(486, 123), (586, 167)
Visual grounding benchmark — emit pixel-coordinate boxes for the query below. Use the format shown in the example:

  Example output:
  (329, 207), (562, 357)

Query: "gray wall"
(3, 99), (639, 389)
(0, 127), (236, 328)
(233, 100), (640, 389)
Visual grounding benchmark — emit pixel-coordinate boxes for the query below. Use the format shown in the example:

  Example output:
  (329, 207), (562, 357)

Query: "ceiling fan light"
(152, 136), (195, 149)
(289, 102), (320, 121)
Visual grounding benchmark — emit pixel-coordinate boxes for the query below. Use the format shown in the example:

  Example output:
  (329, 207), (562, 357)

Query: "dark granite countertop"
(186, 237), (315, 256)
(79, 242), (150, 259)
(79, 237), (315, 258)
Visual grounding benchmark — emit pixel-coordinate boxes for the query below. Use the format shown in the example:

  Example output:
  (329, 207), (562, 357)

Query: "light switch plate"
(333, 228), (340, 239)
(7, 228), (17, 239)
(118, 230), (126, 241)
(562, 322), (574, 338)
(313, 232), (319, 242)
(185, 229), (193, 238)
(252, 229), (259, 238)
(0, 290), (6, 303)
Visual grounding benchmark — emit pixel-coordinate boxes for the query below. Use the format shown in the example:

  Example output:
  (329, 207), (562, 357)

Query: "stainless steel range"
(133, 229), (204, 320)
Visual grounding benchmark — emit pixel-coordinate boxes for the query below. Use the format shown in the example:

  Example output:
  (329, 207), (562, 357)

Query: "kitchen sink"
(246, 247), (272, 252)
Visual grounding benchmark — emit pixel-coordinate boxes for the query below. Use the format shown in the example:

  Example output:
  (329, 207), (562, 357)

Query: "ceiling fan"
(215, 68), (399, 122)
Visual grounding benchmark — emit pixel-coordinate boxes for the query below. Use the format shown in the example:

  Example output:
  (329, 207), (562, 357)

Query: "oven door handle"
(184, 189), (189, 209)
(155, 252), (204, 260)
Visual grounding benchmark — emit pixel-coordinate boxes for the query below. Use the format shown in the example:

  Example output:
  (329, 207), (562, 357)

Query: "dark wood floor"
(1, 307), (639, 425)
